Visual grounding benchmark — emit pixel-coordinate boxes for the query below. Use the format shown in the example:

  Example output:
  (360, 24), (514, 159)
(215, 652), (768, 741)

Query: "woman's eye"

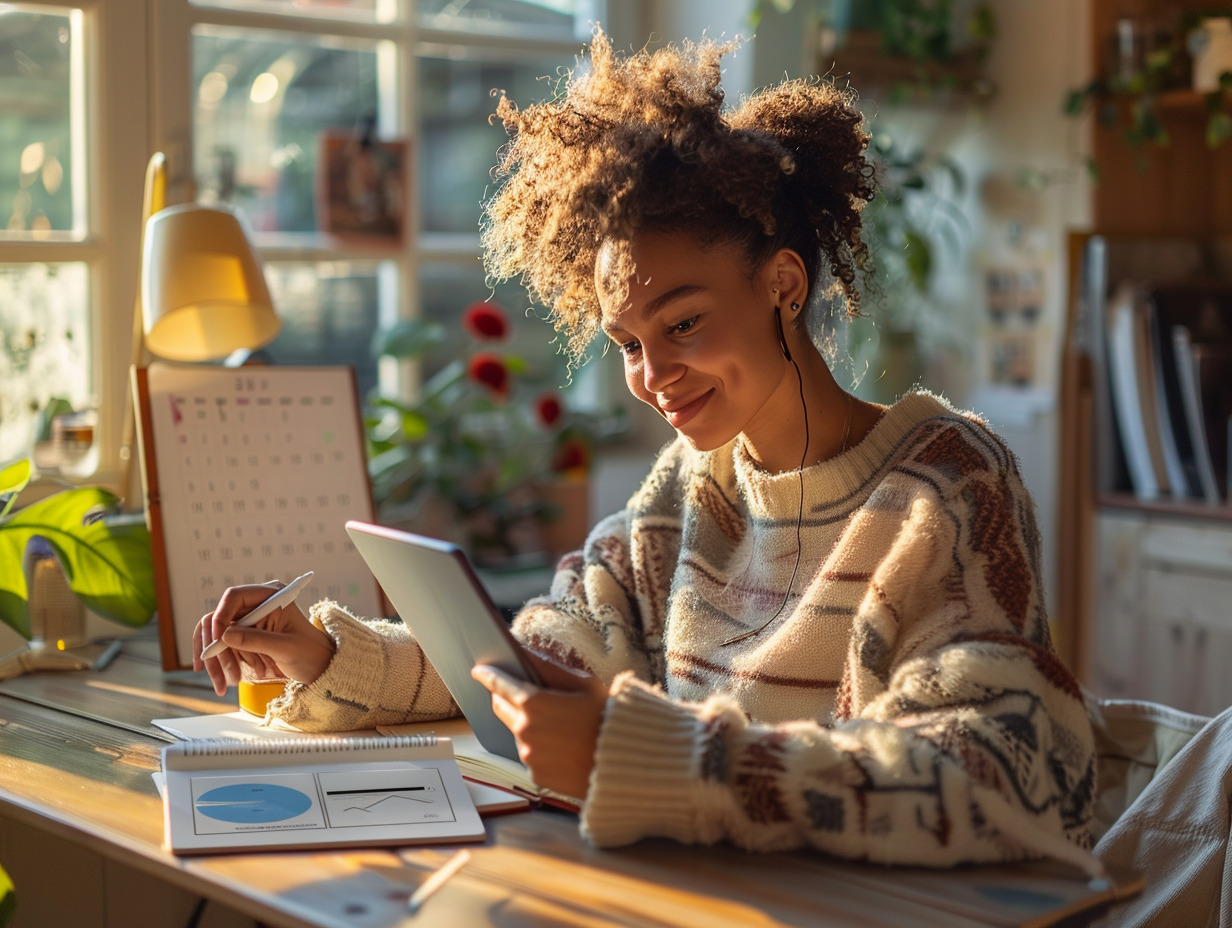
(619, 339), (641, 356)
(671, 315), (699, 335)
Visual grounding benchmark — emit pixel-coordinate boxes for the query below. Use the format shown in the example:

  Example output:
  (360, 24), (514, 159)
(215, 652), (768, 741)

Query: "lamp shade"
(140, 203), (280, 362)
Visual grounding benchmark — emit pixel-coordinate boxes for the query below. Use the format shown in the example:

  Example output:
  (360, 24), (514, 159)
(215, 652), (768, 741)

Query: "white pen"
(407, 849), (471, 915)
(200, 571), (315, 661)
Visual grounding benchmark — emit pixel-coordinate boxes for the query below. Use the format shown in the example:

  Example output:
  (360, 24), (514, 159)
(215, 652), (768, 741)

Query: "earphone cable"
(720, 355), (807, 647)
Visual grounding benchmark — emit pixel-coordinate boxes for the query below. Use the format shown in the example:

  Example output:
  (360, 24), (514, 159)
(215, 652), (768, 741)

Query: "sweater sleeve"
(580, 465), (1097, 868)
(510, 508), (664, 686)
(264, 599), (460, 732)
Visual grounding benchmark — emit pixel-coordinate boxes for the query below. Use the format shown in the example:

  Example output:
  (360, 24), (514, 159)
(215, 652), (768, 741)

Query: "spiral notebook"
(160, 733), (483, 854)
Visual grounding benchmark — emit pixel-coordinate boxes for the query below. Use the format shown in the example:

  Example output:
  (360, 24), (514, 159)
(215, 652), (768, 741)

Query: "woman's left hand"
(471, 648), (607, 801)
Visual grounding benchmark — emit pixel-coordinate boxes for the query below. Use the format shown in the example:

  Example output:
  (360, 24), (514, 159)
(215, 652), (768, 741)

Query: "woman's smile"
(658, 388), (714, 429)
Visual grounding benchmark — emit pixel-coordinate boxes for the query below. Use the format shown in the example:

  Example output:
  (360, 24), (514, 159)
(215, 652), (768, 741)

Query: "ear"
(763, 248), (809, 311)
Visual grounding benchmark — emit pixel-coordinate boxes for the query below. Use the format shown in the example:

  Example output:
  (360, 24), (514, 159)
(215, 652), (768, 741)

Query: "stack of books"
(1101, 278), (1232, 505)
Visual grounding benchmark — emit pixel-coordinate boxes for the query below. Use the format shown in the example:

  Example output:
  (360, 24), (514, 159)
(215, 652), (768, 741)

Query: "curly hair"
(480, 27), (877, 362)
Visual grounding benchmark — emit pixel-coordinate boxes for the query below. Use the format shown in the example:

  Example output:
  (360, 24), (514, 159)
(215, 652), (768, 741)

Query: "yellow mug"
(237, 677), (288, 717)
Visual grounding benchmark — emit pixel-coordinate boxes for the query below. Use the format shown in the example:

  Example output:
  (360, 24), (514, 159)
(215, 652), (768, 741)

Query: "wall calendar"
(134, 363), (384, 670)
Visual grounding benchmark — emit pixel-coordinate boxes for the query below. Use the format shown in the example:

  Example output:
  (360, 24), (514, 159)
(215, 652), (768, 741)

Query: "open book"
(161, 733), (483, 854)
(153, 712), (540, 814)
(379, 717), (580, 811)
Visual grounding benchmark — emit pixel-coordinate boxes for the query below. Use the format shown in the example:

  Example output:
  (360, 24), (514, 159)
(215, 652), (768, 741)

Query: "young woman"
(195, 29), (1097, 870)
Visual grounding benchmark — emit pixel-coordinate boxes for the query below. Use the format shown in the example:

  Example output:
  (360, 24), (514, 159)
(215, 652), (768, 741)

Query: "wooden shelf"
(1097, 493), (1232, 522)
(823, 30), (993, 103)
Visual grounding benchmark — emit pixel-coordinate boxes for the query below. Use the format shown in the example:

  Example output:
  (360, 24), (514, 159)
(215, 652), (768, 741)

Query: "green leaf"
(0, 862), (14, 928)
(400, 409), (431, 441)
(1144, 47), (1173, 72)
(34, 397), (74, 443)
(0, 487), (155, 637)
(1063, 89), (1087, 117)
(0, 459), (31, 520)
(1207, 112), (1232, 148)
(371, 319), (447, 360)
(902, 228), (932, 291)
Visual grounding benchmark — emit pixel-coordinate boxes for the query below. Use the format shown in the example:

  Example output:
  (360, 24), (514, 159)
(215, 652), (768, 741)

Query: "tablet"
(344, 520), (541, 761)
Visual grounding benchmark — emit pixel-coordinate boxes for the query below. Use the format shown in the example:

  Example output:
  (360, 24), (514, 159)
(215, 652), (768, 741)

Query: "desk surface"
(0, 633), (1126, 928)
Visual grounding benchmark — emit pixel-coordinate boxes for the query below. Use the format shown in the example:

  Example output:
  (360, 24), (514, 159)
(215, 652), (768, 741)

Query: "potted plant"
(365, 302), (623, 565)
(752, 0), (997, 102)
(1064, 12), (1232, 166)
(0, 458), (156, 641)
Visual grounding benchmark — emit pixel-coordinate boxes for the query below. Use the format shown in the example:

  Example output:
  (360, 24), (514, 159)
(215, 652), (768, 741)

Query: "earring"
(790, 302), (800, 312)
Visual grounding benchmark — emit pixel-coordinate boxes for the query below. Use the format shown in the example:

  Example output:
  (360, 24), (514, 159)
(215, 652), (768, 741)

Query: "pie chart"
(195, 782), (313, 824)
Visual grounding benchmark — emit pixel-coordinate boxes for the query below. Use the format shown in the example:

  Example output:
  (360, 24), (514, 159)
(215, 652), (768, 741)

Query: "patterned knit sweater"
(268, 391), (1096, 866)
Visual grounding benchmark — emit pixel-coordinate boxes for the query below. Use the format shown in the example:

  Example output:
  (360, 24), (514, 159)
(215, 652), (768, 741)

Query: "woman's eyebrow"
(602, 283), (707, 337)
(642, 284), (706, 318)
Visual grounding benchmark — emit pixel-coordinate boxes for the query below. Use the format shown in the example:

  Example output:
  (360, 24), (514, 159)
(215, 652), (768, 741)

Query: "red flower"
(552, 436), (592, 474)
(534, 394), (563, 428)
(463, 302), (509, 341)
(467, 352), (510, 397)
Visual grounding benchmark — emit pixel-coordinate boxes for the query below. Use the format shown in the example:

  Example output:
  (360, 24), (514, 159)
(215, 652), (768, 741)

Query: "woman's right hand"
(193, 582), (336, 696)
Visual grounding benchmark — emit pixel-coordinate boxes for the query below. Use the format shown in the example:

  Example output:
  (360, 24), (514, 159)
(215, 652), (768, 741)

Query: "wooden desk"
(0, 632), (1125, 928)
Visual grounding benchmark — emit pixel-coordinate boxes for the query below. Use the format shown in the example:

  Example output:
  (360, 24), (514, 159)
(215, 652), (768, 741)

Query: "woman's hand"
(193, 582), (336, 696)
(471, 648), (608, 801)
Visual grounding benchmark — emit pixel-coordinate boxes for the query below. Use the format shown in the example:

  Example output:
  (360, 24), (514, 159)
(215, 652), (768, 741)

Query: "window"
(0, 0), (601, 487)
(165, 0), (599, 421)
(0, 4), (92, 464)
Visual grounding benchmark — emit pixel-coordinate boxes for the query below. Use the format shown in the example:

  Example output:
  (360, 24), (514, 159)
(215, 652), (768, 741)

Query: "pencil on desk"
(407, 849), (471, 915)
(93, 639), (123, 671)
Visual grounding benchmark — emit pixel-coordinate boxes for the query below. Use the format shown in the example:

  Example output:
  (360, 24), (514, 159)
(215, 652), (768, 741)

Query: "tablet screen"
(344, 520), (541, 761)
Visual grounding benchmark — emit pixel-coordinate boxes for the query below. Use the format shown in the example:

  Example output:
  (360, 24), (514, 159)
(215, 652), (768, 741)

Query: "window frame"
(149, 0), (601, 433)
(0, 0), (151, 493)
(0, 0), (605, 496)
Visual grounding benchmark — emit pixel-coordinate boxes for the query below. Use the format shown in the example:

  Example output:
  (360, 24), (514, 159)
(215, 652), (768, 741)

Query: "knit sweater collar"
(725, 390), (956, 520)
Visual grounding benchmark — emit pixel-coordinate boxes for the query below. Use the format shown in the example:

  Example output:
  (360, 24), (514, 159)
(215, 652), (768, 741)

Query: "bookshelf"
(1057, 0), (1232, 715)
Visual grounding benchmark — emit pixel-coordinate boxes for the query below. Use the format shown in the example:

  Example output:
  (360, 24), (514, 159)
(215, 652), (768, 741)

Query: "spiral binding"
(175, 733), (438, 757)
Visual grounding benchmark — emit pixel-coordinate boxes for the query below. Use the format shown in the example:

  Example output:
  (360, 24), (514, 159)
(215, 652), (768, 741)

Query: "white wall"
(946, 0), (1094, 615)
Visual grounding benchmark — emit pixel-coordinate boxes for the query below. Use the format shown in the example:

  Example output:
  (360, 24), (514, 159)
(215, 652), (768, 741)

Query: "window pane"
(0, 6), (82, 241)
(192, 25), (390, 234)
(418, 52), (567, 234)
(418, 263), (564, 386)
(190, 0), (393, 25)
(0, 262), (91, 460)
(417, 0), (584, 38)
(261, 261), (384, 399)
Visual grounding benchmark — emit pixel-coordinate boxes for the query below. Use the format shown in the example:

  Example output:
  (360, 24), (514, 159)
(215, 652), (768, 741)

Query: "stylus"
(199, 571), (315, 661)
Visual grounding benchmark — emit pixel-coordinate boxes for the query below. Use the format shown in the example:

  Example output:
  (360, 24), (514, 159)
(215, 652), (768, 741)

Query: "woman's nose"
(640, 344), (682, 395)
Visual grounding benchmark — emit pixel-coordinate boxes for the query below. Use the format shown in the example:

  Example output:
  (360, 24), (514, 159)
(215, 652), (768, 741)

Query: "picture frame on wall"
(316, 130), (408, 244)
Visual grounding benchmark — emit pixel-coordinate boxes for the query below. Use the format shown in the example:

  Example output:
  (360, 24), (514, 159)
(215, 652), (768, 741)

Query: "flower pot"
(536, 476), (591, 559)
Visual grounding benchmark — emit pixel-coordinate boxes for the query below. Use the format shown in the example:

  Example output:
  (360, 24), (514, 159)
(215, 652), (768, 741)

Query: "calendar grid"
(136, 364), (384, 670)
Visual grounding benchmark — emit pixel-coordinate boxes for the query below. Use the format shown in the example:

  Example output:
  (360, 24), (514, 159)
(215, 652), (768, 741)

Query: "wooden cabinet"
(1056, 1), (1232, 705)
(1089, 510), (1232, 716)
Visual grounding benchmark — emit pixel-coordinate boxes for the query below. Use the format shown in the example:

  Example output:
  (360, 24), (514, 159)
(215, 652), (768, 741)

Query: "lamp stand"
(119, 153), (166, 510)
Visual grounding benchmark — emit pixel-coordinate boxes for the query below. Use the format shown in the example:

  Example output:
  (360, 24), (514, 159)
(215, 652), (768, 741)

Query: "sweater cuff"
(581, 672), (708, 847)
(267, 600), (453, 731)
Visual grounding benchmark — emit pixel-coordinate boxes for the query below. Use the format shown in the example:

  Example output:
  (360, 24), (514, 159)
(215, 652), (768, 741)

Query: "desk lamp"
(120, 152), (281, 500)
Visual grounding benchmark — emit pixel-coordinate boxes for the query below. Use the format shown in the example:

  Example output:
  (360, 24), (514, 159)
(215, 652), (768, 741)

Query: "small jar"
(1191, 18), (1232, 92)
(22, 538), (88, 650)
(237, 663), (289, 717)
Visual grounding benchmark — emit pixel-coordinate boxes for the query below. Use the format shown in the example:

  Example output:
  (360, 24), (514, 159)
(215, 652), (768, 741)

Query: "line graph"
(319, 767), (456, 828)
